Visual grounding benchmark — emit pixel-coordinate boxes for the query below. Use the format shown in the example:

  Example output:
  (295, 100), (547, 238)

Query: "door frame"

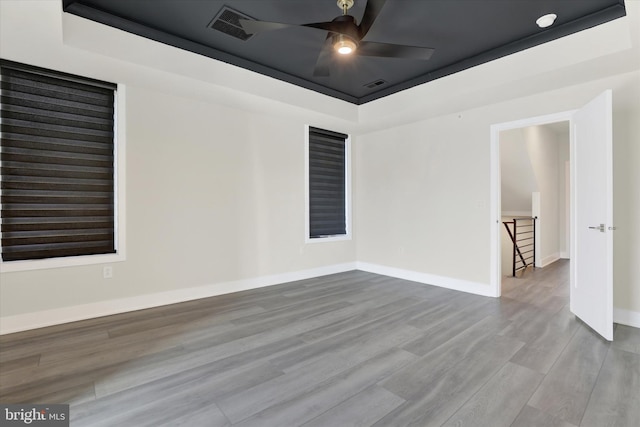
(489, 110), (576, 297)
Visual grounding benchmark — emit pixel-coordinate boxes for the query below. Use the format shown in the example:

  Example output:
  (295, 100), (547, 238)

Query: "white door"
(571, 90), (614, 341)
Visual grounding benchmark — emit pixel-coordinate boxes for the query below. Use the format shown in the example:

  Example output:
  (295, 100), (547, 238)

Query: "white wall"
(524, 125), (561, 265)
(355, 71), (640, 314)
(0, 84), (357, 318)
(499, 129), (536, 214)
(354, 113), (490, 286)
(557, 130), (570, 258)
(0, 2), (356, 328)
(612, 105), (640, 320)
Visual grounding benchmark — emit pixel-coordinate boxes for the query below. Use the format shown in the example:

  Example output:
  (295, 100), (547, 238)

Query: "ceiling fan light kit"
(334, 34), (357, 54)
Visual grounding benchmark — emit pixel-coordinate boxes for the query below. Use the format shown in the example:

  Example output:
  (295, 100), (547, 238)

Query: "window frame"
(304, 124), (352, 243)
(0, 64), (126, 273)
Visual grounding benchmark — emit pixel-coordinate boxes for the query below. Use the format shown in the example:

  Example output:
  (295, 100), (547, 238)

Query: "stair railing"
(503, 217), (537, 277)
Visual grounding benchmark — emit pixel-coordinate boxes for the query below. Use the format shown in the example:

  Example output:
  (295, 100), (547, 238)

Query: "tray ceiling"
(62, 0), (626, 104)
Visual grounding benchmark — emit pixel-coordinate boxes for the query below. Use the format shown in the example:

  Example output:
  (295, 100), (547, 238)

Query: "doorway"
(499, 121), (570, 281)
(490, 110), (575, 297)
(489, 90), (614, 341)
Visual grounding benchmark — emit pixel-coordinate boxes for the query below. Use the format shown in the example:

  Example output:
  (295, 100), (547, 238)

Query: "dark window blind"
(308, 126), (347, 238)
(1, 61), (117, 261)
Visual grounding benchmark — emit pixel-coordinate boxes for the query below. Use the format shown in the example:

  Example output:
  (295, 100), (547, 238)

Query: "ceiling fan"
(239, 0), (435, 77)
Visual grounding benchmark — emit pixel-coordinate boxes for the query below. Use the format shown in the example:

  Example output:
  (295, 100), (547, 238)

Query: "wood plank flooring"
(1, 260), (639, 426)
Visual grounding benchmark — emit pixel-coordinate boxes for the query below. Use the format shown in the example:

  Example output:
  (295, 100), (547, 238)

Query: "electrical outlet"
(103, 266), (113, 279)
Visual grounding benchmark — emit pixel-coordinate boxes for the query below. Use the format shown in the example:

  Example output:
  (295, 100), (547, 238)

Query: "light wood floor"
(1, 260), (639, 426)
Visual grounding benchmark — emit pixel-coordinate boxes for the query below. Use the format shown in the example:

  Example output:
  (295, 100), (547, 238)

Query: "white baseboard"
(0, 262), (357, 335)
(5, 260), (635, 335)
(560, 252), (570, 259)
(356, 262), (497, 297)
(541, 253), (561, 267)
(614, 307), (640, 328)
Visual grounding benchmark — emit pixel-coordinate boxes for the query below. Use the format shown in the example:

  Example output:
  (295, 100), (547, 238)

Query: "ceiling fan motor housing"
(331, 15), (360, 41)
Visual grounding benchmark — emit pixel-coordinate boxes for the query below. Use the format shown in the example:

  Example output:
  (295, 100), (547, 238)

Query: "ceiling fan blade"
(239, 19), (293, 34)
(358, 0), (388, 39)
(239, 19), (340, 35)
(357, 41), (435, 60)
(313, 34), (334, 77)
(303, 21), (345, 32)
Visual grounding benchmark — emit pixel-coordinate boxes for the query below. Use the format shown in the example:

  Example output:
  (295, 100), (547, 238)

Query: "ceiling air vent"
(364, 79), (387, 89)
(208, 6), (255, 41)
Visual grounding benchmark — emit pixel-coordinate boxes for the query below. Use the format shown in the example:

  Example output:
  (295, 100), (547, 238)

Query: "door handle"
(588, 224), (605, 232)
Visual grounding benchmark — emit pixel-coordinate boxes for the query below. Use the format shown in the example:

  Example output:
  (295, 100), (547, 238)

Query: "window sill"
(0, 252), (125, 273)
(305, 234), (352, 244)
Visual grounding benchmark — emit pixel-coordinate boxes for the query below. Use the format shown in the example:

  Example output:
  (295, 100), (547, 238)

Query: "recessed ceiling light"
(536, 13), (557, 28)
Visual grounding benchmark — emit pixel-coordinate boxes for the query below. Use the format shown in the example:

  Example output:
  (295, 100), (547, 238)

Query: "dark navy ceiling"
(62, 0), (626, 104)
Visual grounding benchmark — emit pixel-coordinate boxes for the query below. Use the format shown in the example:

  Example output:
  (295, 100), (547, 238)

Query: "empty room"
(1, 0), (639, 426)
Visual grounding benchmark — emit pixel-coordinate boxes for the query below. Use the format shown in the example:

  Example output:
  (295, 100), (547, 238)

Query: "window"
(306, 126), (350, 240)
(1, 60), (118, 264)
